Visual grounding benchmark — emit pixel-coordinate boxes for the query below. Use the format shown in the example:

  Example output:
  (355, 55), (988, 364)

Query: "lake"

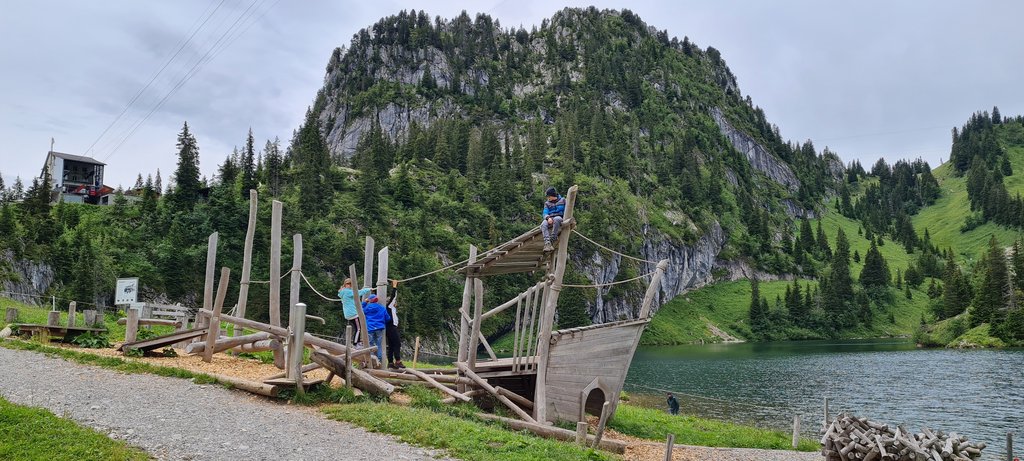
(625, 339), (1023, 459)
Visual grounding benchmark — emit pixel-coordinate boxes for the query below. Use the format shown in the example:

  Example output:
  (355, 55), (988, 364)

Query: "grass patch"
(609, 404), (818, 451)
(323, 402), (613, 461)
(0, 396), (150, 461)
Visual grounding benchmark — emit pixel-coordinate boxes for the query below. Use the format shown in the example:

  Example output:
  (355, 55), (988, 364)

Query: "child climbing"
(540, 186), (565, 253)
(385, 292), (404, 369)
(338, 278), (371, 345)
(362, 294), (390, 365)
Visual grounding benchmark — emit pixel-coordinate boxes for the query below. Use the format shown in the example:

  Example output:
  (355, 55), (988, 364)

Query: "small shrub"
(71, 332), (111, 349)
(124, 348), (144, 358)
(135, 329), (159, 341)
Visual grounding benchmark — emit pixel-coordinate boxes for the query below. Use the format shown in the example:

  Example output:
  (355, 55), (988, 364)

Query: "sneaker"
(543, 242), (554, 252)
(388, 362), (398, 369)
(395, 361), (406, 369)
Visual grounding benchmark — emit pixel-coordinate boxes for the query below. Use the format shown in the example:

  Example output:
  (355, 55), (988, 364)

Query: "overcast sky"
(2, 0), (1022, 189)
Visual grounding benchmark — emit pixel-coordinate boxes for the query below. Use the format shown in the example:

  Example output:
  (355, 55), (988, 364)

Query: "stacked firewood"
(821, 414), (985, 461)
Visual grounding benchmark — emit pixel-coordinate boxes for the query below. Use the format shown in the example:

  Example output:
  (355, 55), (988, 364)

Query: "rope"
(298, 271), (343, 302)
(389, 246), (503, 285)
(0, 291), (106, 309)
(249, 268), (294, 284)
(562, 270), (656, 288)
(572, 229), (660, 265)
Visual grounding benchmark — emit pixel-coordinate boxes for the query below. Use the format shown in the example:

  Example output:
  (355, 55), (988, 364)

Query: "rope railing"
(572, 229), (660, 265)
(562, 270), (657, 288)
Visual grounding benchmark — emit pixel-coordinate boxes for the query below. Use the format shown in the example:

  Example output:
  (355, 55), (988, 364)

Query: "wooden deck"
(14, 324), (106, 342)
(459, 218), (574, 277)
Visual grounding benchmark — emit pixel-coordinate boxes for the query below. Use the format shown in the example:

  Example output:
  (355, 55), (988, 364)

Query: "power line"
(100, 0), (269, 163)
(83, 0), (227, 157)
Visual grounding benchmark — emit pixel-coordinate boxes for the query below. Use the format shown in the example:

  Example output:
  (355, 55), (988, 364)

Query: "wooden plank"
(206, 372), (281, 397)
(549, 344), (636, 360)
(551, 328), (641, 346)
(287, 302), (307, 394)
(363, 236), (375, 290)
(269, 201), (283, 366)
(184, 332), (271, 355)
(311, 350), (394, 397)
(457, 245), (477, 392)
(235, 189), (258, 333)
(638, 260), (669, 318)
(121, 328), (208, 353)
(117, 318), (181, 327)
(203, 267), (231, 363)
(288, 233), (303, 333)
(406, 368), (471, 402)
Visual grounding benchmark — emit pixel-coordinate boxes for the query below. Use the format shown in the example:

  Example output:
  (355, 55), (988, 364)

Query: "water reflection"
(626, 339), (1023, 459)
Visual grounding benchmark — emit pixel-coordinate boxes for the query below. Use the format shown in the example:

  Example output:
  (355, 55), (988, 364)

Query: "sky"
(2, 0), (1022, 189)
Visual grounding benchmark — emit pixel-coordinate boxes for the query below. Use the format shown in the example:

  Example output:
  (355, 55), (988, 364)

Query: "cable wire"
(572, 229), (660, 265)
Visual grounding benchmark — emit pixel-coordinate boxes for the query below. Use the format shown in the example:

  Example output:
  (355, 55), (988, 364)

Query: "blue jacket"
(542, 195), (566, 219)
(338, 287), (371, 320)
(363, 300), (391, 332)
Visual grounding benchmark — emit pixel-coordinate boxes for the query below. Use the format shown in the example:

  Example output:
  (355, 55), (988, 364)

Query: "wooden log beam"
(184, 332), (272, 355)
(468, 278), (483, 369)
(349, 264), (370, 350)
(202, 267), (231, 363)
(67, 302), (76, 328)
(310, 350), (394, 397)
(118, 318), (182, 327)
(197, 309), (375, 358)
(287, 302), (307, 394)
(457, 362), (535, 423)
(474, 413), (627, 454)
(495, 386), (534, 410)
(441, 389), (487, 404)
(200, 232), (218, 331)
(405, 367), (471, 402)
(265, 362), (321, 381)
(205, 372), (280, 398)
(591, 401), (611, 449)
(234, 189), (258, 335)
(365, 369), (473, 385)
(269, 200), (283, 366)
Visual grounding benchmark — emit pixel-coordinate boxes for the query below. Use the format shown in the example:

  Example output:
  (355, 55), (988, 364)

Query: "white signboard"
(115, 278), (140, 305)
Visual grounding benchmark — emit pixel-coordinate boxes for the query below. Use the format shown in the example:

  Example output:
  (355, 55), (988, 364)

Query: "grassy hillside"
(645, 205), (934, 345)
(913, 123), (1024, 261)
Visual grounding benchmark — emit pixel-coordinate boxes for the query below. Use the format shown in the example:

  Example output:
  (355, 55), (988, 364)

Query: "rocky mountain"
(306, 7), (842, 323)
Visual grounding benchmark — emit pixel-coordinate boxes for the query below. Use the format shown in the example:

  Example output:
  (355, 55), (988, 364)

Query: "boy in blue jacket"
(541, 187), (565, 252)
(362, 294), (391, 365)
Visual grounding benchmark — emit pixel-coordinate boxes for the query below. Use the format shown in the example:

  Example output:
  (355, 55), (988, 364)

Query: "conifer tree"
(971, 235), (1009, 326)
(170, 122), (201, 212)
(798, 217), (814, 257)
(942, 255), (972, 318)
(748, 278), (768, 337)
(264, 138), (283, 197)
(240, 128), (257, 194)
(816, 220), (831, 258)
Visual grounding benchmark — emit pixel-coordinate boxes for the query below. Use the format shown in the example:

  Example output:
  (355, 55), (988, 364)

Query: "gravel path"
(628, 442), (822, 461)
(0, 347), (449, 461)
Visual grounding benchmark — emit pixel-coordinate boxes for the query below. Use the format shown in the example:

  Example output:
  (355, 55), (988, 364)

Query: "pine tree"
(748, 278), (768, 337)
(799, 217), (815, 257)
(824, 228), (854, 332)
(860, 240), (890, 288)
(816, 220), (831, 258)
(356, 130), (383, 217)
(393, 162), (415, 208)
(240, 128), (257, 194)
(264, 138), (283, 197)
(11, 177), (24, 202)
(155, 169), (163, 193)
(170, 122), (201, 212)
(292, 108), (332, 215)
(942, 255), (972, 318)
(970, 235), (1009, 327)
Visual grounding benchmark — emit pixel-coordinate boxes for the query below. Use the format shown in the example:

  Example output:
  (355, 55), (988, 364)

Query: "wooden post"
(468, 278), (484, 369)
(349, 264), (369, 349)
(288, 233), (303, 317)
(202, 232), (219, 324)
(47, 311), (61, 327)
(4, 307), (16, 323)
(412, 336), (420, 369)
(376, 246), (389, 366)
(363, 236), (375, 291)
(792, 415), (801, 449)
(288, 302), (307, 395)
(664, 433), (675, 461)
(124, 307), (139, 343)
(592, 400), (611, 449)
(534, 185), (578, 423)
(457, 245), (478, 386)
(202, 267), (231, 363)
(67, 302), (76, 328)
(638, 259), (669, 318)
(83, 310), (96, 327)
(344, 325), (353, 389)
(234, 189), (258, 335)
(575, 422), (588, 446)
(1008, 432), (1013, 461)
(269, 200), (284, 367)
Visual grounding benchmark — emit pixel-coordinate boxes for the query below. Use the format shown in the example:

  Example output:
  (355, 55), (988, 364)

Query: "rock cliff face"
(576, 222), (726, 323)
(1, 251), (54, 306)
(710, 107), (800, 192)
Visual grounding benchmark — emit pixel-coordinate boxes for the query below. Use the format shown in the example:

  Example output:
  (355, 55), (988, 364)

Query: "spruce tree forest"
(2, 8), (1024, 347)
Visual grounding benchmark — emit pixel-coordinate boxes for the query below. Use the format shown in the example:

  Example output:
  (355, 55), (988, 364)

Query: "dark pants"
(385, 322), (401, 364)
(346, 318), (361, 345)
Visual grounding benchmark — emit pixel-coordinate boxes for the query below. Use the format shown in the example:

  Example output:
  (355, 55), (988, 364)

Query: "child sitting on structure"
(362, 294), (391, 366)
(540, 187), (566, 252)
(385, 292), (404, 369)
(338, 278), (371, 345)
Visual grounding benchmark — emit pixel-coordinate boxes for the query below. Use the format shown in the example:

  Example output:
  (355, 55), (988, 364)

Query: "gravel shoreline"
(0, 346), (448, 461)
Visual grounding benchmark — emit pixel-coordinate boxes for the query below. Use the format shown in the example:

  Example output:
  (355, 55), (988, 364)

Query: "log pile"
(821, 414), (985, 461)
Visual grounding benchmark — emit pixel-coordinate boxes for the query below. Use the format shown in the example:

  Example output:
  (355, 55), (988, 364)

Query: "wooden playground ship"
(113, 186), (666, 451)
